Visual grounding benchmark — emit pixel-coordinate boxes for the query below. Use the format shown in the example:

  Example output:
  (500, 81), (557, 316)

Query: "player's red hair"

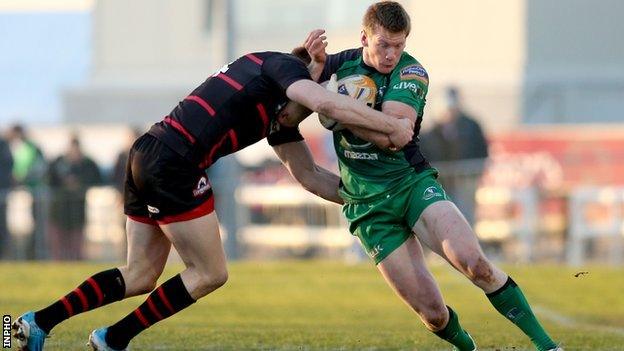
(363, 1), (411, 36)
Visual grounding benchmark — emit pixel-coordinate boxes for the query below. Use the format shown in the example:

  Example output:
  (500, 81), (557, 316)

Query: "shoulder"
(261, 52), (311, 88)
(391, 52), (429, 86)
(460, 114), (482, 128)
(262, 52), (306, 68)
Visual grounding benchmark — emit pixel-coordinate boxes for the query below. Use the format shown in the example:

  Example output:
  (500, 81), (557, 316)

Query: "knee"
(120, 265), (161, 295)
(464, 256), (496, 285)
(420, 304), (449, 331)
(194, 268), (229, 297)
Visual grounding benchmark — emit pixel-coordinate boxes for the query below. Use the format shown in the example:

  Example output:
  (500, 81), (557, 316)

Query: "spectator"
(0, 133), (14, 259)
(47, 134), (102, 260)
(421, 86), (489, 224)
(422, 86), (488, 161)
(6, 124), (47, 259)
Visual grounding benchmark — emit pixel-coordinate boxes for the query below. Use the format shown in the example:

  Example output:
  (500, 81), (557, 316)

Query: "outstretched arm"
(285, 79), (414, 148)
(273, 140), (343, 204)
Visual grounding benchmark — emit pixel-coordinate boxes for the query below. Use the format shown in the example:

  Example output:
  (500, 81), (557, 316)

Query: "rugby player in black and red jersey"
(12, 50), (414, 351)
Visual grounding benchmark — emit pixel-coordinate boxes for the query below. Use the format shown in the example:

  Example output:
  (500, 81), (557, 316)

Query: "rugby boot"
(88, 328), (127, 351)
(12, 311), (47, 351)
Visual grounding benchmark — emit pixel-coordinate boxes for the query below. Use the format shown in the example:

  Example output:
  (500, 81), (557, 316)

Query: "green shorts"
(343, 168), (449, 264)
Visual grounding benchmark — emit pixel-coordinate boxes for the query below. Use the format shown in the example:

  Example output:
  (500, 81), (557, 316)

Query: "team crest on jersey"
(422, 186), (443, 201)
(400, 64), (428, 85)
(193, 176), (211, 197)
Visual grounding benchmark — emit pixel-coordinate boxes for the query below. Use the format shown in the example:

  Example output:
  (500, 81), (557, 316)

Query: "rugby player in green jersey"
(300, 2), (562, 350)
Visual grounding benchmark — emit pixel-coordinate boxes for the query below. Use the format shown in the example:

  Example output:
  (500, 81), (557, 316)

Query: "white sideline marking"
(533, 305), (624, 337)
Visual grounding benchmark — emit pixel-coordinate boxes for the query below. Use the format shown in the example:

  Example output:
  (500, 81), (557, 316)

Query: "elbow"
(316, 100), (338, 118)
(292, 167), (317, 194)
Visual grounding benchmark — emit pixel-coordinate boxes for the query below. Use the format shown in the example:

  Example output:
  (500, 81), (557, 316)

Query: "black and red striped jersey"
(148, 52), (311, 169)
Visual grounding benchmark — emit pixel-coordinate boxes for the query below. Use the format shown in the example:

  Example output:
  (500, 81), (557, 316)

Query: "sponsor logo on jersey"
(400, 64), (428, 85)
(369, 244), (384, 259)
(344, 150), (378, 160)
(147, 205), (160, 214)
(392, 82), (424, 97)
(193, 176), (211, 197)
(422, 186), (443, 201)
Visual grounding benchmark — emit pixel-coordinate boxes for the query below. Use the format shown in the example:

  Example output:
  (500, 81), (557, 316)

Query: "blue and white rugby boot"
(88, 327), (127, 351)
(12, 311), (47, 351)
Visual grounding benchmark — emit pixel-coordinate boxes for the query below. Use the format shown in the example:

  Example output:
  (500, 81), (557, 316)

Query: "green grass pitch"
(1, 260), (623, 350)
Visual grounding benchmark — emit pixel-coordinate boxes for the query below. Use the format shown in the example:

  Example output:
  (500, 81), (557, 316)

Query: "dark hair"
(363, 1), (411, 36)
(291, 46), (311, 66)
(10, 124), (24, 136)
(69, 133), (81, 148)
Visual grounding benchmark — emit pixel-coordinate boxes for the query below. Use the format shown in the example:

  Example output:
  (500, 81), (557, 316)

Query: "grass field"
(1, 260), (623, 350)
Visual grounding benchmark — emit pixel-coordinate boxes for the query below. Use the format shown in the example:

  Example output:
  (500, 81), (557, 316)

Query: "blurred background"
(1, 0), (623, 266)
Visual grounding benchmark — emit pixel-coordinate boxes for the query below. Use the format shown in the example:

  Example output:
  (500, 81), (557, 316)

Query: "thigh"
(412, 200), (484, 265)
(158, 211), (226, 276)
(123, 218), (171, 286)
(377, 236), (446, 312)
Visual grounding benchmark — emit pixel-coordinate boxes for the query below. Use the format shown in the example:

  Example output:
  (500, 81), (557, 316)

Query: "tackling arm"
(286, 79), (414, 148)
(272, 141), (343, 204)
(344, 101), (418, 150)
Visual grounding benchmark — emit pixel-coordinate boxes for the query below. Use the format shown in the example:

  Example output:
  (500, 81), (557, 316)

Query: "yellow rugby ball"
(319, 74), (377, 131)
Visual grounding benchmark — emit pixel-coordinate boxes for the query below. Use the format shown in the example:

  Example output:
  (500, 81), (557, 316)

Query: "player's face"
(361, 26), (407, 74)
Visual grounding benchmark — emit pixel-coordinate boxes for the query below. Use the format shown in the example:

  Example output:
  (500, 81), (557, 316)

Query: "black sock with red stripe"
(105, 274), (195, 350)
(34, 268), (126, 334)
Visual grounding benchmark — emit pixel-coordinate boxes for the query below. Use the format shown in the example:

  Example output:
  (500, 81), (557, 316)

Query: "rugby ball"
(318, 74), (377, 131)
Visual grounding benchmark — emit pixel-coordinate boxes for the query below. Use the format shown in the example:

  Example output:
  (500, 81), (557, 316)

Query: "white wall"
(63, 0), (624, 128)
(523, 0), (624, 123)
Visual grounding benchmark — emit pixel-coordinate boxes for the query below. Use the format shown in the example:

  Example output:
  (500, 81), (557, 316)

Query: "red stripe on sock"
(217, 73), (243, 90)
(73, 287), (89, 312)
(185, 95), (216, 116)
(246, 53), (263, 65)
(87, 278), (104, 306)
(61, 296), (74, 317)
(134, 309), (151, 328)
(146, 296), (164, 321)
(157, 287), (176, 315)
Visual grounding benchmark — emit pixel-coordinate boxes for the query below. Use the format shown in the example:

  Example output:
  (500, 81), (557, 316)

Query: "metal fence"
(1, 163), (623, 265)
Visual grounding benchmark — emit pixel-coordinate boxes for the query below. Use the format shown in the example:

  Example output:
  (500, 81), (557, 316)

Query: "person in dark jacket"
(421, 86), (488, 162)
(47, 134), (102, 260)
(0, 134), (14, 259)
(421, 86), (489, 225)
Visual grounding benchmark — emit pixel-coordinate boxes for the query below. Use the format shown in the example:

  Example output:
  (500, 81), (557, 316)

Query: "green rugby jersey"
(319, 48), (431, 202)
